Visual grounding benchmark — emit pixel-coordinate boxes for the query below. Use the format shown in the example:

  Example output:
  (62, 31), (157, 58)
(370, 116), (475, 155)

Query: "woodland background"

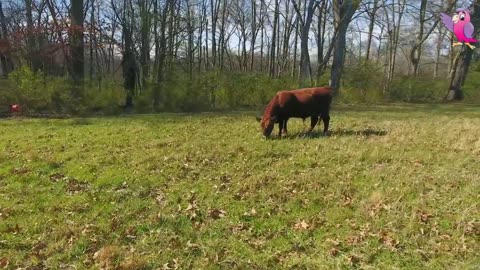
(0, 0), (480, 115)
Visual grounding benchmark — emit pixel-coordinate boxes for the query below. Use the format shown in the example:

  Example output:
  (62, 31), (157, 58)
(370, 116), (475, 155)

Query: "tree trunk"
(121, 0), (137, 111)
(154, 0), (168, 110)
(259, 0), (265, 72)
(330, 0), (356, 95)
(186, 0), (194, 81)
(291, 0), (316, 87)
(269, 0), (278, 77)
(316, 1), (326, 84)
(70, 0), (84, 81)
(446, 47), (471, 101)
(365, 0), (378, 61)
(0, 1), (13, 76)
(218, 0), (227, 71)
(210, 0), (219, 68)
(409, 0), (426, 76)
(434, 26), (444, 78)
(89, 0), (95, 81)
(383, 0), (406, 94)
(25, 0), (40, 72)
(250, 0), (257, 71)
(140, 0), (152, 88)
(292, 17), (298, 78)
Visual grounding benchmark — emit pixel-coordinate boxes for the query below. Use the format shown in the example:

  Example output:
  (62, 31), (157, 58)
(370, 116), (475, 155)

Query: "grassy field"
(0, 104), (479, 269)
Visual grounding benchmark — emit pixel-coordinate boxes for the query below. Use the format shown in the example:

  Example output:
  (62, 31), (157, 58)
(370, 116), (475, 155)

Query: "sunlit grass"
(0, 104), (479, 269)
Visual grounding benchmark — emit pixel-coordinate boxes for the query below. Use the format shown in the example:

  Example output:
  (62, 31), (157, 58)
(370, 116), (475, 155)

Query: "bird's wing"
(464, 22), (475, 38)
(440, 13), (454, 32)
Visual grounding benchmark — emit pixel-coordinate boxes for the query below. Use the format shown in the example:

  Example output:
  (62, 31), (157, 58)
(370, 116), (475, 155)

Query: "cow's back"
(275, 87), (331, 118)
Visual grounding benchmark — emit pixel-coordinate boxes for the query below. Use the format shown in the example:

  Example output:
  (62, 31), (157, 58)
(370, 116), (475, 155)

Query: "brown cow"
(256, 87), (332, 138)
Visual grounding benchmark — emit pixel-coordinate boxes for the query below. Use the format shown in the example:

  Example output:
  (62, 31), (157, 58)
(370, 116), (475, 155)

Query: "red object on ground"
(9, 104), (21, 113)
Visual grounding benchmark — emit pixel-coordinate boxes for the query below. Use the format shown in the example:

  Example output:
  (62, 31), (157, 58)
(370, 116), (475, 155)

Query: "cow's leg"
(322, 112), (330, 136)
(278, 119), (284, 138)
(307, 116), (319, 134)
(282, 118), (289, 136)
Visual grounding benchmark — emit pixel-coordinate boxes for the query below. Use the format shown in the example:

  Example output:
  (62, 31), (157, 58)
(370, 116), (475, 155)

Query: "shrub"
(84, 80), (125, 115)
(340, 59), (384, 103)
(8, 65), (126, 115)
(8, 66), (53, 112)
(390, 76), (448, 103)
(463, 63), (480, 102)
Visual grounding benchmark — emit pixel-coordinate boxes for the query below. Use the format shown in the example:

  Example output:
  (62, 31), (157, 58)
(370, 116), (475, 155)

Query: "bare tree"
(139, 0), (153, 87)
(330, 0), (357, 94)
(383, 0), (406, 94)
(25, 0), (41, 72)
(70, 0), (85, 77)
(0, 0), (13, 76)
(291, 0), (317, 87)
(409, 0), (456, 76)
(269, 0), (279, 77)
(153, 0), (169, 110)
(365, 0), (379, 61)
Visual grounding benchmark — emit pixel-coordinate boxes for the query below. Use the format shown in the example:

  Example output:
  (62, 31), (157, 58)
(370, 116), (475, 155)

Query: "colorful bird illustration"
(441, 8), (478, 50)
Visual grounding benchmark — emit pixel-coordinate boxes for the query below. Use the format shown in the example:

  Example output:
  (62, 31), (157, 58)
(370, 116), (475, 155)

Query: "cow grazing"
(256, 87), (332, 138)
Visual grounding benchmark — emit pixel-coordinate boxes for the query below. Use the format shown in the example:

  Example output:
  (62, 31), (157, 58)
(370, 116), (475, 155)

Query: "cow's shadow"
(272, 128), (388, 139)
(329, 128), (388, 137)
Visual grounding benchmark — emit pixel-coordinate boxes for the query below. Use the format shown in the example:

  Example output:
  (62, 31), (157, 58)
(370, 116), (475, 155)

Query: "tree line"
(0, 0), (479, 114)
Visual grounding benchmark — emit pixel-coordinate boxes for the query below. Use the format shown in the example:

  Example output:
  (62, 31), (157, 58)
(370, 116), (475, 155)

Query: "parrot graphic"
(440, 8), (478, 50)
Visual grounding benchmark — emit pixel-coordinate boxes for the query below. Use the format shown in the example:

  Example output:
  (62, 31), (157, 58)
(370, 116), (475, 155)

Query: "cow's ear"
(256, 116), (262, 122)
(271, 116), (278, 123)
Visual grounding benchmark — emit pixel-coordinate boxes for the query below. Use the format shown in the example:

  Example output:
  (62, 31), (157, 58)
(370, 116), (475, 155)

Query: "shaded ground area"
(0, 104), (479, 269)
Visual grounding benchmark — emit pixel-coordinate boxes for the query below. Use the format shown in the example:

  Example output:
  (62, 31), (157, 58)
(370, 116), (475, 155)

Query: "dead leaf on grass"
(0, 257), (9, 268)
(417, 210), (433, 223)
(162, 258), (179, 270)
(49, 173), (65, 182)
(294, 220), (310, 230)
(0, 208), (13, 219)
(208, 209), (226, 219)
(4, 224), (21, 234)
(31, 241), (47, 253)
(379, 231), (400, 251)
(93, 245), (123, 269)
(65, 178), (90, 194)
(347, 254), (361, 266)
(242, 208), (257, 217)
(10, 167), (30, 175)
(110, 216), (120, 232)
(329, 248), (340, 257)
(342, 194), (353, 207)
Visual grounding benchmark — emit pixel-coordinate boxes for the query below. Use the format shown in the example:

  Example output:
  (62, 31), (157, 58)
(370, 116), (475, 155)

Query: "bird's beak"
(452, 14), (459, 24)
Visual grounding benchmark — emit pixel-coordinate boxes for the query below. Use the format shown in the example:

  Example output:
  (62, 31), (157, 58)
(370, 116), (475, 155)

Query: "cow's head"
(256, 115), (277, 138)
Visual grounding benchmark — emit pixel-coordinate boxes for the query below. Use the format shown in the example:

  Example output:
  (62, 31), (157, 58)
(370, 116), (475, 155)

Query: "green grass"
(0, 104), (479, 269)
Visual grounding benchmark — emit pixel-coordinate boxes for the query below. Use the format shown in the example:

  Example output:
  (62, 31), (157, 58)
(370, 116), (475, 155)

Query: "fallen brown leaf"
(418, 210), (433, 223)
(347, 255), (360, 265)
(243, 208), (257, 217)
(4, 224), (21, 234)
(329, 248), (340, 257)
(208, 209), (226, 219)
(294, 220), (310, 230)
(49, 172), (65, 182)
(32, 241), (47, 253)
(162, 258), (179, 270)
(342, 194), (353, 207)
(379, 231), (399, 251)
(93, 245), (123, 269)
(0, 257), (9, 268)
